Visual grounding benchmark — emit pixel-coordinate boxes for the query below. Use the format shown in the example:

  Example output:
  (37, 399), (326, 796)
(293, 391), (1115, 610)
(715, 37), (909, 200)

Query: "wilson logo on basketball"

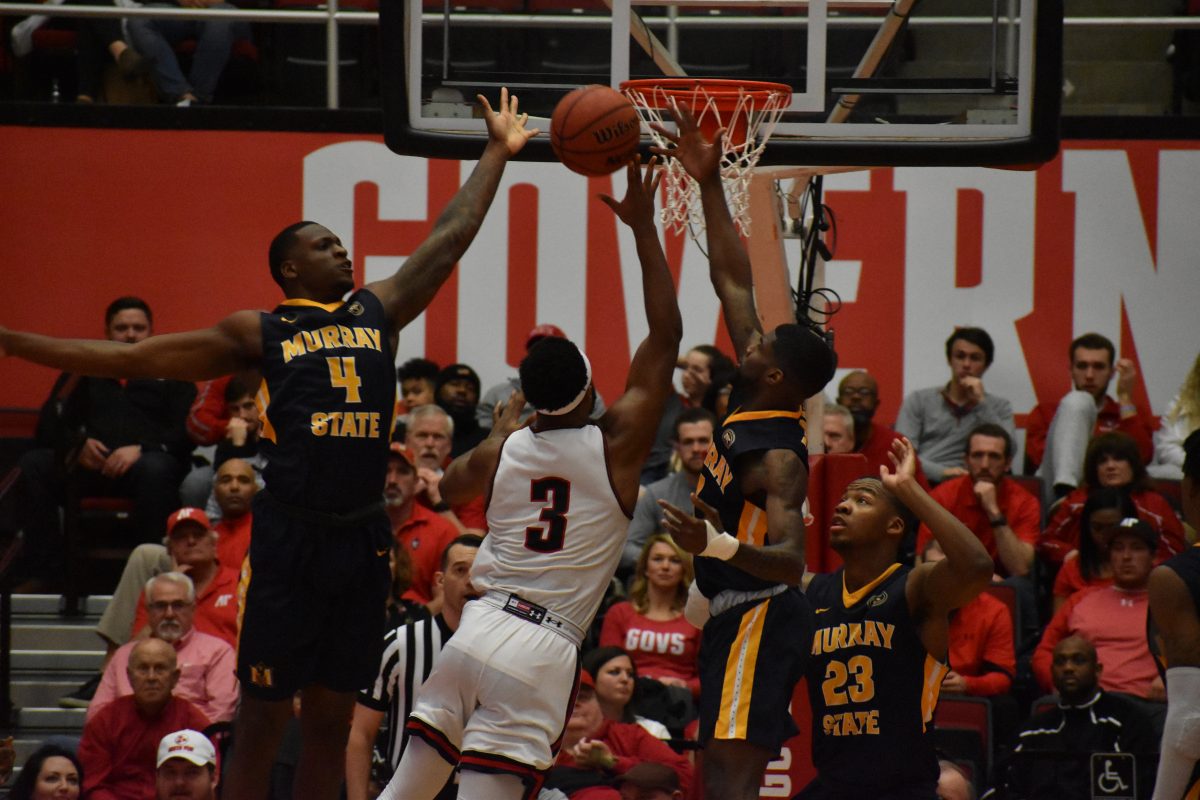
(592, 118), (638, 145)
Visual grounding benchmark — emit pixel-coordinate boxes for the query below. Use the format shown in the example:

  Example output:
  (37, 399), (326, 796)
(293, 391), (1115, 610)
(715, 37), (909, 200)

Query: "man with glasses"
(837, 370), (930, 489)
(89, 571), (238, 724)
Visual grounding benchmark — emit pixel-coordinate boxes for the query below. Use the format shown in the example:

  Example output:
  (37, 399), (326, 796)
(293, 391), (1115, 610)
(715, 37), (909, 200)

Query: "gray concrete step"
(13, 707), (86, 732)
(9, 593), (109, 620)
(10, 679), (93, 709)
(11, 649), (105, 672)
(12, 622), (104, 652)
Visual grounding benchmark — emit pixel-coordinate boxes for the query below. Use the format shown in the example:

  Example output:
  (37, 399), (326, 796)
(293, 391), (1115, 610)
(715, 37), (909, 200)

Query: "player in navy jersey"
(1148, 429), (1200, 800)
(654, 105), (837, 799)
(0, 89), (535, 800)
(798, 437), (992, 799)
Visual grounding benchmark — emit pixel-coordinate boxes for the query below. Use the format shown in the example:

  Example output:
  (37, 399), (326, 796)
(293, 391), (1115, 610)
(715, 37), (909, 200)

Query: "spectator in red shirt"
(544, 670), (693, 799)
(835, 370), (931, 490)
(917, 423), (1040, 647)
(385, 441), (459, 615)
(405, 404), (486, 533)
(600, 534), (701, 705)
(916, 423), (1040, 579)
(1027, 333), (1155, 498)
(1040, 432), (1186, 565)
(1051, 486), (1137, 611)
(79, 638), (211, 800)
(211, 457), (256, 571)
(922, 540), (1015, 698)
(130, 509), (241, 647)
(180, 377), (264, 514)
(1033, 519), (1165, 702)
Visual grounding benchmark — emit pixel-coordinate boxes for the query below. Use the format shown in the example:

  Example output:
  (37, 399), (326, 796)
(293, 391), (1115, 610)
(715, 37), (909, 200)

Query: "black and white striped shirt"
(358, 614), (454, 769)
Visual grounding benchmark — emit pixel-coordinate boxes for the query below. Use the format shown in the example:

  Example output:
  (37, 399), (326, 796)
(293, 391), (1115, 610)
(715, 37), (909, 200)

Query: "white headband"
(537, 352), (593, 416)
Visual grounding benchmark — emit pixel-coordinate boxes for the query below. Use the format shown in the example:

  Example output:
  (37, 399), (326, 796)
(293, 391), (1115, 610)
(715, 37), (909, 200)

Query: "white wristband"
(700, 520), (739, 561)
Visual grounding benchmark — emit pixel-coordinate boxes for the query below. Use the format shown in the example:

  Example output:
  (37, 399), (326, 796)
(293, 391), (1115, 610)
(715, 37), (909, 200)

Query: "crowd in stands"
(3, 296), (1198, 799)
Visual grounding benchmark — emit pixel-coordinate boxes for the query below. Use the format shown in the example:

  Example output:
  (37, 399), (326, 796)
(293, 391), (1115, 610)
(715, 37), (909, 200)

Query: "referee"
(346, 535), (482, 800)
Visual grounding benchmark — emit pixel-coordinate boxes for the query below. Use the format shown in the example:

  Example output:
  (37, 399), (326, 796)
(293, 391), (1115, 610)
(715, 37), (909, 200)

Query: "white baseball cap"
(157, 729), (216, 768)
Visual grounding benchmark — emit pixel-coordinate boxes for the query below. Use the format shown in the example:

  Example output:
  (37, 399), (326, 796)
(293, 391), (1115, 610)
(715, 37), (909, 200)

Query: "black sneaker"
(59, 673), (101, 709)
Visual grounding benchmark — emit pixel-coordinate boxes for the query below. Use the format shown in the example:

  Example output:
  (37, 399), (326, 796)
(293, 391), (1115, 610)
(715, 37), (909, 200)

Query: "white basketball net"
(622, 82), (790, 240)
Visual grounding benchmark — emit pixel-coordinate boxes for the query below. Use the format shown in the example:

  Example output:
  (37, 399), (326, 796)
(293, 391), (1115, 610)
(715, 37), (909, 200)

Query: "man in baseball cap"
(435, 363), (487, 456)
(156, 729), (217, 799)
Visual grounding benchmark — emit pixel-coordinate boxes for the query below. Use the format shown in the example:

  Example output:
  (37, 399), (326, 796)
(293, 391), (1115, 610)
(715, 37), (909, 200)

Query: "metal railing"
(1, 2), (1198, 109)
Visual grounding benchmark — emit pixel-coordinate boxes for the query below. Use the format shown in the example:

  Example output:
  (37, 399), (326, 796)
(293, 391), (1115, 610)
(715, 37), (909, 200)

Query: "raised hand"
(659, 492), (724, 555)
(494, 389), (528, 436)
(880, 436), (918, 493)
(1115, 357), (1137, 398)
(649, 100), (723, 183)
(598, 156), (662, 231)
(479, 87), (539, 157)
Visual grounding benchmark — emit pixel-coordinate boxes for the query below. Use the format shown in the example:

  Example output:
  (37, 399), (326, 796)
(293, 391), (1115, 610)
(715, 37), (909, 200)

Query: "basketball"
(550, 85), (642, 177)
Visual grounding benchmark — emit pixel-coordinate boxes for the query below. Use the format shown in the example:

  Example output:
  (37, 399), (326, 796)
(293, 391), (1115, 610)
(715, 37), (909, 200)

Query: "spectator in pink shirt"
(1034, 518), (1165, 702)
(90, 572), (238, 724)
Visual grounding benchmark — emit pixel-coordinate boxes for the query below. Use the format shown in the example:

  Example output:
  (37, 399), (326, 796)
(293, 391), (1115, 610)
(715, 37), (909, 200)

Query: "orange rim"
(620, 78), (792, 112)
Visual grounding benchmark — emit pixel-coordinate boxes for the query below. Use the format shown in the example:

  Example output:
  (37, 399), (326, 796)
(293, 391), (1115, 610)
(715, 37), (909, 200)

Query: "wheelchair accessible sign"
(1091, 753), (1136, 800)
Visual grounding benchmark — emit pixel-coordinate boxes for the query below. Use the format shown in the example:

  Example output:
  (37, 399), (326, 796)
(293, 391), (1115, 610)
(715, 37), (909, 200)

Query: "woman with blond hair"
(1151, 351), (1200, 479)
(599, 534), (701, 734)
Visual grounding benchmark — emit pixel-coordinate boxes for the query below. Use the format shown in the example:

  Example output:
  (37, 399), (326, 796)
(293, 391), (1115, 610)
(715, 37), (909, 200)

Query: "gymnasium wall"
(2, 127), (1198, 446)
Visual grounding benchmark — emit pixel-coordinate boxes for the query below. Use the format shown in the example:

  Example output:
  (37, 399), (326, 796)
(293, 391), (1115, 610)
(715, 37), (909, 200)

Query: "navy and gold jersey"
(804, 565), (944, 794)
(1152, 543), (1200, 676)
(256, 289), (396, 513)
(1164, 544), (1200, 619)
(693, 408), (809, 597)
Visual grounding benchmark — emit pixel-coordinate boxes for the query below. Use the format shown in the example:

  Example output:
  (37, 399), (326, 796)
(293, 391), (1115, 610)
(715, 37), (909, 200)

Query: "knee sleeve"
(1163, 667), (1200, 761)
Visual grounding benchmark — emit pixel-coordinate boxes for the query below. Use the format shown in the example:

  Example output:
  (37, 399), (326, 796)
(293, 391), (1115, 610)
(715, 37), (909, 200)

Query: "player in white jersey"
(378, 157), (683, 800)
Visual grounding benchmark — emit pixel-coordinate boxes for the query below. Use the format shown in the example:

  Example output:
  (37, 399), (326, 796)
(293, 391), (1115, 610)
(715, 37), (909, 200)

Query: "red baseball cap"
(166, 507), (212, 536)
(578, 669), (595, 690)
(389, 441), (417, 468)
(526, 324), (567, 350)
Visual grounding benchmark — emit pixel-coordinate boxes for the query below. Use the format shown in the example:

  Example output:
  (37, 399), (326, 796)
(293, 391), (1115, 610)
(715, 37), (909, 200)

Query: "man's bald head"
(129, 638), (180, 714)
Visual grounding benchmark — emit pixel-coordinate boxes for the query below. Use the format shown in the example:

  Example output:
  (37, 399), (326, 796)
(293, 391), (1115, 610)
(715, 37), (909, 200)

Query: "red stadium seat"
(933, 695), (993, 784)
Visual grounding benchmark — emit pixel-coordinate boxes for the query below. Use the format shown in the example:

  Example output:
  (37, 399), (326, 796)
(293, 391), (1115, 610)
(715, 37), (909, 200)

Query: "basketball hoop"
(621, 78), (792, 239)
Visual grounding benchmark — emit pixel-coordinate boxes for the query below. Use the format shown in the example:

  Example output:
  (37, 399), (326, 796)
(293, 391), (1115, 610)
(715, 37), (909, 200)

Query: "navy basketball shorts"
(236, 492), (392, 700)
(697, 587), (813, 752)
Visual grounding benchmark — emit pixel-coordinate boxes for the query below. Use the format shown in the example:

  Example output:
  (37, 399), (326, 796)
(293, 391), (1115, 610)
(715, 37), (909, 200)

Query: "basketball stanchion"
(621, 78), (792, 240)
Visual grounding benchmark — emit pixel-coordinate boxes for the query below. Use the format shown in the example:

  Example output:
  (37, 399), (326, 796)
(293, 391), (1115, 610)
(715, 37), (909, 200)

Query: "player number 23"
(525, 477), (570, 553)
(821, 655), (876, 706)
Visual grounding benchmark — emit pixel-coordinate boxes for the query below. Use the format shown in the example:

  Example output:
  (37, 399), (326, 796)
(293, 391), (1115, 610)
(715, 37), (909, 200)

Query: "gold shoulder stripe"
(842, 562), (903, 608)
(723, 409), (803, 424)
(278, 298), (346, 312)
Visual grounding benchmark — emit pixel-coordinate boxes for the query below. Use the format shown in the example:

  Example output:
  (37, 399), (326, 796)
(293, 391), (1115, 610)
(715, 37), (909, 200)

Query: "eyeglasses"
(838, 387), (877, 398)
(148, 600), (193, 613)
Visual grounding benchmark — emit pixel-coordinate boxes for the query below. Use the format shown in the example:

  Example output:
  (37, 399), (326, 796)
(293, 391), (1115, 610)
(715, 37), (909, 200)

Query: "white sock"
(377, 737), (456, 800)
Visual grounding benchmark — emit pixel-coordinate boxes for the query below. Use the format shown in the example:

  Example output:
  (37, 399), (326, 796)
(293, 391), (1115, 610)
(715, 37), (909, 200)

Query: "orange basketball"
(550, 85), (642, 177)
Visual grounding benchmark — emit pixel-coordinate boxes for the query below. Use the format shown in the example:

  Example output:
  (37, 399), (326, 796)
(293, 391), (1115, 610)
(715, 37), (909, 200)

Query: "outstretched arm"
(659, 447), (808, 585)
(598, 158), (684, 507)
(0, 310), (262, 381)
(890, 437), (993, 650)
(652, 104), (761, 356)
(440, 391), (526, 507)
(366, 89), (538, 333)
